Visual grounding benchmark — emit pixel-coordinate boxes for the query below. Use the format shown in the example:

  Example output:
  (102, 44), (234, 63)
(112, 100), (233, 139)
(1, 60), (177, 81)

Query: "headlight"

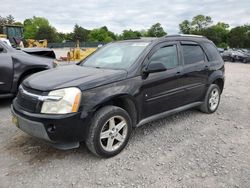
(41, 87), (81, 114)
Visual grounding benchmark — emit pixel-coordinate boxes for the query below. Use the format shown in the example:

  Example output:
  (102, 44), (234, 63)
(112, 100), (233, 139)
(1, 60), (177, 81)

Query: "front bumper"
(11, 103), (91, 149)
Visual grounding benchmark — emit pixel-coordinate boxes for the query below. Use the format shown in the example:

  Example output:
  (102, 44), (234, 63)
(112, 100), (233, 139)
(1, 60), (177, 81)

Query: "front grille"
(16, 86), (43, 113)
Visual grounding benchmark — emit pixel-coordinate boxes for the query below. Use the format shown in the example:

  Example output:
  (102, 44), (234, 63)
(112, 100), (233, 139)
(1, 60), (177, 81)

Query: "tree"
(72, 24), (90, 42)
(147, 23), (166, 37)
(23, 16), (51, 39)
(228, 25), (250, 48)
(119, 29), (142, 40)
(202, 22), (229, 47)
(191, 15), (213, 32)
(57, 32), (74, 42)
(6, 15), (15, 24)
(88, 28), (113, 42)
(35, 25), (58, 42)
(179, 20), (191, 34)
(178, 15), (231, 47)
(101, 26), (117, 40)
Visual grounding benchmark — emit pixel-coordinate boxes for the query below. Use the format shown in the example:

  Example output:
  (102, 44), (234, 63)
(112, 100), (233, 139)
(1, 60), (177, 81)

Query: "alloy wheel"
(209, 88), (220, 111)
(99, 116), (128, 152)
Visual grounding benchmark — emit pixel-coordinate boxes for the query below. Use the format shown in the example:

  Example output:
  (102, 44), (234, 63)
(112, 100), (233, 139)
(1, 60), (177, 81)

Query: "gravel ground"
(0, 62), (249, 188)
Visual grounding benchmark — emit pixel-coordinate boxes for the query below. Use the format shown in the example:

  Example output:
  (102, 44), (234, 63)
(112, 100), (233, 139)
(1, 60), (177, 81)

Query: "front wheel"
(199, 84), (221, 114)
(86, 106), (132, 158)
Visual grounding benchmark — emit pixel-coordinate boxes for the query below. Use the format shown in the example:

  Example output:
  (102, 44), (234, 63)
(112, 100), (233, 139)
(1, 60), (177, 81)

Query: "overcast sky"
(1, 0), (250, 34)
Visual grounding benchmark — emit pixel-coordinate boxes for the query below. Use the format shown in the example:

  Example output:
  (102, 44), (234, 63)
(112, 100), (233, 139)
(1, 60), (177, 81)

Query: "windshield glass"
(82, 42), (149, 70)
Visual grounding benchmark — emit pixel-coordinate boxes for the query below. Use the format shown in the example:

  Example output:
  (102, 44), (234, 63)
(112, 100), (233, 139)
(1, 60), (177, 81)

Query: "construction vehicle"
(26, 39), (48, 48)
(0, 24), (24, 47)
(0, 24), (55, 58)
(0, 24), (47, 48)
(66, 40), (97, 61)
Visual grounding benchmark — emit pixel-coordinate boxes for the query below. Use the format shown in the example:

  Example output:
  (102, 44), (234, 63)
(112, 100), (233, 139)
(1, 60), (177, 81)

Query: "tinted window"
(149, 45), (178, 69)
(182, 44), (204, 65)
(204, 42), (222, 61)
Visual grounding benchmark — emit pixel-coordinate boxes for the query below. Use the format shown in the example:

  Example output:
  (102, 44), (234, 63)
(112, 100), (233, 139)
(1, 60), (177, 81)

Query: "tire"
(243, 58), (247, 63)
(230, 57), (235, 62)
(85, 106), (132, 158)
(199, 84), (221, 114)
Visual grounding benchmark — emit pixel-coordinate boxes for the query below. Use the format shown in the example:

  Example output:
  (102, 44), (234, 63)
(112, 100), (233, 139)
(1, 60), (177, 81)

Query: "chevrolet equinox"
(11, 35), (225, 158)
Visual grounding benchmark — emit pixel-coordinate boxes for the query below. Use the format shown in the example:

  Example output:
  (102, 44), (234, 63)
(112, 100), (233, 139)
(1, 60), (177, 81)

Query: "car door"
(0, 44), (13, 93)
(141, 42), (184, 118)
(178, 41), (209, 105)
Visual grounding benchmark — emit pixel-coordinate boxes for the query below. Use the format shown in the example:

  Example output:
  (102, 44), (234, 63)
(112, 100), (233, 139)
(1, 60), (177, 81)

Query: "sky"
(1, 0), (250, 34)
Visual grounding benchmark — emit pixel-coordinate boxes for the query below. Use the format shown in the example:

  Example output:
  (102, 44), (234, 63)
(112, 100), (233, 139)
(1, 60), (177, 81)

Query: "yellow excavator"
(66, 40), (96, 61)
(26, 39), (48, 48)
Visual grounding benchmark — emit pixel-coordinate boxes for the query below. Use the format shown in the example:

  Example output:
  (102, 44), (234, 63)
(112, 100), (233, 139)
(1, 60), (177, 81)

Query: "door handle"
(176, 71), (181, 75)
(204, 65), (209, 70)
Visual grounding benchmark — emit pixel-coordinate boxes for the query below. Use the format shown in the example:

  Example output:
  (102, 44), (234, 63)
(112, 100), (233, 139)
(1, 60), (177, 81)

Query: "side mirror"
(144, 62), (167, 74)
(0, 47), (4, 52)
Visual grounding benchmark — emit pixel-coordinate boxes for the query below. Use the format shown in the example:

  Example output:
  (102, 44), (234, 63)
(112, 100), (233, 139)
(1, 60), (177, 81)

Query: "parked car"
(221, 49), (233, 61)
(11, 35), (225, 158)
(231, 50), (250, 63)
(222, 49), (250, 63)
(0, 40), (56, 98)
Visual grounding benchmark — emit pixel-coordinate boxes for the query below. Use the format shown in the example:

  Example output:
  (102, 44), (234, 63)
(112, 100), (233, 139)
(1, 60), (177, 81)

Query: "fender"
(80, 77), (142, 123)
(208, 69), (225, 85)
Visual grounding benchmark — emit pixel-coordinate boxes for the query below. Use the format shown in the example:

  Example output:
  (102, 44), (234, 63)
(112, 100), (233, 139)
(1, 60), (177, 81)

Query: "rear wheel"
(86, 106), (132, 158)
(200, 84), (221, 114)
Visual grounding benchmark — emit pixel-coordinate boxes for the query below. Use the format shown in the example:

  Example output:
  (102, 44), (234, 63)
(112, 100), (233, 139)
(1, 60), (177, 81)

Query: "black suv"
(0, 40), (55, 98)
(11, 35), (225, 158)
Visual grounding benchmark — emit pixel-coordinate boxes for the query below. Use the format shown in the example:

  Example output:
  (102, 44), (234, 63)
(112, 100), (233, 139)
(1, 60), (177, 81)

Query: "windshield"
(82, 42), (149, 70)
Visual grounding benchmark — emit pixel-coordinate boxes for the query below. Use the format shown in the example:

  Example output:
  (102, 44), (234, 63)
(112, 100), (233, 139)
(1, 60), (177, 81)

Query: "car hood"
(11, 50), (54, 68)
(23, 65), (128, 91)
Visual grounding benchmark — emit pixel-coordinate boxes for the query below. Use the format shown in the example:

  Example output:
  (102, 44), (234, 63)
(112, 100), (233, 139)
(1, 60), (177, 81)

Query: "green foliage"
(228, 25), (250, 48)
(179, 20), (191, 34)
(57, 32), (73, 42)
(6, 15), (15, 24)
(72, 24), (90, 42)
(0, 14), (15, 25)
(35, 25), (58, 42)
(23, 16), (51, 39)
(88, 27), (114, 42)
(202, 22), (229, 47)
(119, 29), (142, 40)
(147, 23), (167, 37)
(191, 15), (212, 31)
(179, 15), (231, 47)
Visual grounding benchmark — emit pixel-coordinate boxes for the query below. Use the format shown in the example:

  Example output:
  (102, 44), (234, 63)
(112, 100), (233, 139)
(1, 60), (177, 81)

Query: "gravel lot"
(0, 62), (249, 188)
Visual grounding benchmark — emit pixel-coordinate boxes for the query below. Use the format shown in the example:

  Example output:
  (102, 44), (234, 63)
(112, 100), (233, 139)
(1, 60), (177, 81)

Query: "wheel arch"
(208, 71), (225, 93)
(93, 94), (139, 127)
(16, 68), (48, 90)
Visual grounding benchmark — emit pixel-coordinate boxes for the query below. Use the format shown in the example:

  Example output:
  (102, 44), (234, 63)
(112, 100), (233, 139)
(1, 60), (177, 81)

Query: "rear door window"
(181, 44), (204, 65)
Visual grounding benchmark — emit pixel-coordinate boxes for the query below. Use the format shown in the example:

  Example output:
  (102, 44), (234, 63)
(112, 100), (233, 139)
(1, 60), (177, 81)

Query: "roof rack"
(164, 34), (207, 38)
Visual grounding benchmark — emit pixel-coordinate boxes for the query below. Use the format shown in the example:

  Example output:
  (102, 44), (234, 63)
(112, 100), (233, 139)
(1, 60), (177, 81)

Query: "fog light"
(47, 124), (56, 133)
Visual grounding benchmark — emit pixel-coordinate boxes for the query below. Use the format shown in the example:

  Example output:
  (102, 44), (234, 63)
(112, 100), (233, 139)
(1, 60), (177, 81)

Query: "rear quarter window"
(203, 42), (222, 61)
(181, 44), (204, 65)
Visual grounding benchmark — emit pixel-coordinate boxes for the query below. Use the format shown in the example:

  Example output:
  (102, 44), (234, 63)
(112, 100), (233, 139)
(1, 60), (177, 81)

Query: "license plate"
(12, 115), (19, 127)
